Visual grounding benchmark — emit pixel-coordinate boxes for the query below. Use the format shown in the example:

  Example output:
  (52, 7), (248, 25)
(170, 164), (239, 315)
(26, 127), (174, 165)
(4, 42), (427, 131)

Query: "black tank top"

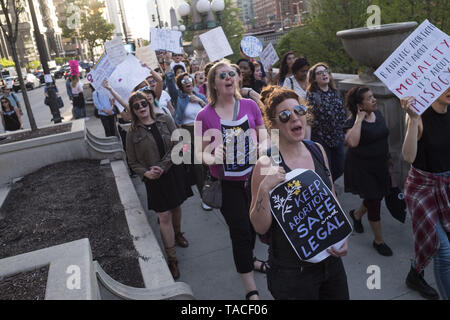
(413, 106), (450, 173)
(268, 141), (333, 268)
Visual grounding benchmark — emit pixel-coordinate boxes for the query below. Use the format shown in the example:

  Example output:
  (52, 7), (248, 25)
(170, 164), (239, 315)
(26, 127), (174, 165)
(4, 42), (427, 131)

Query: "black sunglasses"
(218, 71), (236, 80)
(277, 105), (307, 123)
(131, 100), (149, 111)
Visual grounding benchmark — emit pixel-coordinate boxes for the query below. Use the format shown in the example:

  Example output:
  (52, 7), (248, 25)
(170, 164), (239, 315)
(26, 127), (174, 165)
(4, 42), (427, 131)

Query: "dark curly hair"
(345, 86), (370, 117)
(175, 72), (192, 93)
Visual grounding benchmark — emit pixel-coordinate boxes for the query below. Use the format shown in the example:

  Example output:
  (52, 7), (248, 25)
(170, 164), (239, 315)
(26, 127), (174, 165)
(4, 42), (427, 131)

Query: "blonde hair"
(71, 75), (80, 88)
(207, 60), (241, 107)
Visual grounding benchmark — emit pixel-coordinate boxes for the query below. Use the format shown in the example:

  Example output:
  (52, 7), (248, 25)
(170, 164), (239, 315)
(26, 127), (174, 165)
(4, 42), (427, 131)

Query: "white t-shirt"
(158, 90), (171, 108)
(71, 82), (84, 95)
(283, 76), (307, 100)
(182, 101), (202, 125)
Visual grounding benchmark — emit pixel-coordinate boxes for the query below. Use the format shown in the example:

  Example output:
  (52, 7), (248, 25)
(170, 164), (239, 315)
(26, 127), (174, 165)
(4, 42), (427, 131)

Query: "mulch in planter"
(0, 267), (49, 300)
(0, 123), (72, 145)
(0, 159), (145, 300)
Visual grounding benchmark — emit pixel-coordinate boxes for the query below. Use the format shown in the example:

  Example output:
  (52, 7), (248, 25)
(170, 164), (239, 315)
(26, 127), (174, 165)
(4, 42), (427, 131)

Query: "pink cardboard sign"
(69, 60), (80, 76)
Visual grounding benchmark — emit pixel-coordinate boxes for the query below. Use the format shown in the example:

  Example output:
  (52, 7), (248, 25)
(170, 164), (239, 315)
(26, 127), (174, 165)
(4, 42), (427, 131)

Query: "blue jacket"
(65, 78), (73, 99)
(174, 90), (207, 126)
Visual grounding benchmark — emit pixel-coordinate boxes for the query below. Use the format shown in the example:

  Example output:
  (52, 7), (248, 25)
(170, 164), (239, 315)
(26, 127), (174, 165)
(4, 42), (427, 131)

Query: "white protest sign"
(269, 169), (352, 263)
(86, 53), (116, 96)
(135, 46), (160, 70)
(108, 54), (151, 102)
(199, 27), (233, 62)
(149, 28), (183, 54)
(105, 37), (128, 65)
(374, 20), (450, 115)
(260, 43), (279, 71)
(240, 36), (263, 58)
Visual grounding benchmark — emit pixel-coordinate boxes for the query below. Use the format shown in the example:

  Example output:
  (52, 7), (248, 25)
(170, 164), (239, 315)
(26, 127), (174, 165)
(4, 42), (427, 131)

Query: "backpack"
(246, 140), (330, 245)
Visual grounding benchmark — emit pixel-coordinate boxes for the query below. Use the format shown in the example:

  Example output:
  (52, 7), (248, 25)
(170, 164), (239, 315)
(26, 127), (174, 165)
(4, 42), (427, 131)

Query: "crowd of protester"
(2, 47), (448, 302)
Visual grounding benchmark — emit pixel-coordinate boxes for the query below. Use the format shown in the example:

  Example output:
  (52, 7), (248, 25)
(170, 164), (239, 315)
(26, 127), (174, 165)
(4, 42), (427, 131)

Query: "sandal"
(245, 290), (259, 300)
(253, 257), (268, 274)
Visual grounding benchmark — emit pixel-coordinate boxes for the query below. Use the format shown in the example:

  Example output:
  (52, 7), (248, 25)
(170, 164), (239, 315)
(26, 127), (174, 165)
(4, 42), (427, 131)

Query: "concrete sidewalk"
(86, 117), (436, 300)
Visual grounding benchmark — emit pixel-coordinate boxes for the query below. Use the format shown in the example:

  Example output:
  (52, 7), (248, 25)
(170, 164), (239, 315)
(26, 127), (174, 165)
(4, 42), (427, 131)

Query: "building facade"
(251, 0), (308, 31)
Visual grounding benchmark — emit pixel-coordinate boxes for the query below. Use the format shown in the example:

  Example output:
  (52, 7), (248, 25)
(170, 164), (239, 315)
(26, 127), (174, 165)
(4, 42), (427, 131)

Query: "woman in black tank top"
(250, 87), (349, 300)
(401, 88), (450, 300)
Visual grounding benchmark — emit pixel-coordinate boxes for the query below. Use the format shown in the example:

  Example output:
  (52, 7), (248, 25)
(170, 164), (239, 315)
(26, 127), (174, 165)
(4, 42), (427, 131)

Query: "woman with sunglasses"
(195, 61), (269, 300)
(0, 97), (23, 132)
(249, 87), (349, 300)
(306, 63), (346, 182)
(344, 86), (393, 257)
(126, 91), (193, 279)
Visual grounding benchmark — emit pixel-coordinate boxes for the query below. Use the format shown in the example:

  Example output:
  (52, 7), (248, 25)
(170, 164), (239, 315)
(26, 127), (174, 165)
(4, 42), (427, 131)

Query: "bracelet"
(247, 89), (252, 98)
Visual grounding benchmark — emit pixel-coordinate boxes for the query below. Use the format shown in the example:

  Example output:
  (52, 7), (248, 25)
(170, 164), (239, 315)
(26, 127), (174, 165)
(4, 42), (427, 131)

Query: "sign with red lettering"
(375, 20), (450, 115)
(269, 169), (352, 263)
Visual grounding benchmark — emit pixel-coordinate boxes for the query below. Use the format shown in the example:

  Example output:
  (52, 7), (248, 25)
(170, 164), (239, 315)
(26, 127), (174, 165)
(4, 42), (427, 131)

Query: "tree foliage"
(276, 0), (450, 74)
(79, 0), (114, 60)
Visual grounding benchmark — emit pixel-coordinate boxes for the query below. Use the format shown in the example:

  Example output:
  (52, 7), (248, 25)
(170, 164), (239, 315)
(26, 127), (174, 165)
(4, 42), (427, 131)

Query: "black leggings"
(220, 180), (256, 274)
(363, 199), (382, 222)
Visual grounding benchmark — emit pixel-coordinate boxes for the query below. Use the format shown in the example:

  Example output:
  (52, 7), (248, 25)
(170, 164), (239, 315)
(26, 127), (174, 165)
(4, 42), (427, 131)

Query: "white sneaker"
(201, 201), (213, 211)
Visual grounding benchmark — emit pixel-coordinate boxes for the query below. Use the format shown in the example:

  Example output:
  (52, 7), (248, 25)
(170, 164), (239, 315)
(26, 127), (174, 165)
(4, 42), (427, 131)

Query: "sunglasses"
(277, 105), (307, 123)
(138, 86), (151, 93)
(315, 69), (329, 76)
(1, 100), (8, 104)
(218, 71), (236, 80)
(131, 100), (149, 111)
(181, 77), (193, 85)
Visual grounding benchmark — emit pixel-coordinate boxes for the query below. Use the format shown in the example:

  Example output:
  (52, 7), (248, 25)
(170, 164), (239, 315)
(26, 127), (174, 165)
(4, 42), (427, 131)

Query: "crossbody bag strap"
(232, 99), (240, 121)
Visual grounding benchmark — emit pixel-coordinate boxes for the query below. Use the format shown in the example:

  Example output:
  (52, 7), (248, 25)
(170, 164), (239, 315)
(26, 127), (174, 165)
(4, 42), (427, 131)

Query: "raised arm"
(102, 79), (129, 109)
(345, 109), (366, 148)
(400, 97), (423, 164)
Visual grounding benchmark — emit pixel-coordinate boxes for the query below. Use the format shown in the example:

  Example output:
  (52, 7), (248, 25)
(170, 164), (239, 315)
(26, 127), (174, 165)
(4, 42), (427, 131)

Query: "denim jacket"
(166, 71), (207, 126)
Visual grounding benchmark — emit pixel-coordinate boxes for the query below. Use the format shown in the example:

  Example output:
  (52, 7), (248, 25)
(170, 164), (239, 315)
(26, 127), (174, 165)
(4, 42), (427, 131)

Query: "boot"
(165, 246), (180, 280)
(405, 266), (439, 300)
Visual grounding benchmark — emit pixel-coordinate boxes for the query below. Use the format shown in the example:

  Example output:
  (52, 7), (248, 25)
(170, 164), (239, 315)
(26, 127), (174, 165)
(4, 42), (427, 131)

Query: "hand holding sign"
(269, 169), (352, 263)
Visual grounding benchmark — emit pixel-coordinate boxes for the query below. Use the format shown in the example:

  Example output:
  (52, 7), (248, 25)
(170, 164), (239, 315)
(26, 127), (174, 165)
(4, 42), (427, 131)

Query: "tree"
(276, 0), (450, 74)
(0, 0), (37, 131)
(79, 0), (114, 60)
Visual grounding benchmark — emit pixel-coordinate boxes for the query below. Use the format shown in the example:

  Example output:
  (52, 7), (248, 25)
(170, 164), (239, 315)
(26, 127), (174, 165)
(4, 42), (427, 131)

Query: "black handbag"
(201, 172), (222, 209)
(57, 96), (64, 109)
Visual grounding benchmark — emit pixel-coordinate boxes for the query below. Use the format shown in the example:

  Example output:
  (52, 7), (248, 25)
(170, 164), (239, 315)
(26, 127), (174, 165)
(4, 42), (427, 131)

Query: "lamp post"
(27, 0), (62, 123)
(177, 0), (225, 56)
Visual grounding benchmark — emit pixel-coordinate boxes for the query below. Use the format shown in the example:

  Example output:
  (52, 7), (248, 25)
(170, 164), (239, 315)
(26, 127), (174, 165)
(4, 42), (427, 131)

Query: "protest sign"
(105, 37), (128, 66)
(149, 28), (183, 54)
(269, 169), (352, 263)
(220, 115), (257, 177)
(135, 46), (160, 70)
(199, 27), (233, 62)
(374, 20), (450, 115)
(69, 60), (80, 76)
(108, 54), (151, 102)
(260, 43), (279, 71)
(240, 36), (263, 58)
(86, 53), (115, 97)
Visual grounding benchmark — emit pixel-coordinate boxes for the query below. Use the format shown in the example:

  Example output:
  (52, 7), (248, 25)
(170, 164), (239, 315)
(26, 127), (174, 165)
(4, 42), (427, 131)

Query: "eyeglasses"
(138, 86), (151, 93)
(218, 71), (236, 80)
(181, 77), (193, 85)
(315, 69), (329, 76)
(131, 100), (149, 111)
(277, 105), (307, 123)
(147, 79), (156, 84)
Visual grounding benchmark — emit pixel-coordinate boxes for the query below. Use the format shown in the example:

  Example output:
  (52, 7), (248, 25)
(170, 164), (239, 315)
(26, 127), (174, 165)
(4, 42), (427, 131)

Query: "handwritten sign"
(86, 53), (115, 97)
(260, 43), (279, 71)
(240, 36), (263, 58)
(105, 37), (128, 66)
(221, 115), (257, 177)
(199, 27), (233, 62)
(269, 169), (352, 263)
(374, 20), (450, 115)
(108, 54), (151, 102)
(135, 46), (160, 70)
(149, 28), (183, 54)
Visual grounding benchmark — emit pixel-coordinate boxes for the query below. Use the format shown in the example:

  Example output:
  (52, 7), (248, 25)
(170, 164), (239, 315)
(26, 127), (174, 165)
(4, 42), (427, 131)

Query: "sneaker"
(349, 209), (364, 233)
(373, 241), (393, 256)
(406, 266), (439, 300)
(201, 201), (213, 211)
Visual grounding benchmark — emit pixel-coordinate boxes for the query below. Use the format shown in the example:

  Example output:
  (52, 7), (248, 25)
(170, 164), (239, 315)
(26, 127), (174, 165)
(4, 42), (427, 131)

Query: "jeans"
(267, 256), (349, 300)
(434, 219), (450, 300)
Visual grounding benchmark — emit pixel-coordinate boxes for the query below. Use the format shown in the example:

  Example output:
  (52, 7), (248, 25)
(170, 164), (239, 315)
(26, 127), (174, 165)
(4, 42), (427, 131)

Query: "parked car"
(3, 76), (21, 92)
(54, 65), (69, 79)
(25, 73), (41, 90)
